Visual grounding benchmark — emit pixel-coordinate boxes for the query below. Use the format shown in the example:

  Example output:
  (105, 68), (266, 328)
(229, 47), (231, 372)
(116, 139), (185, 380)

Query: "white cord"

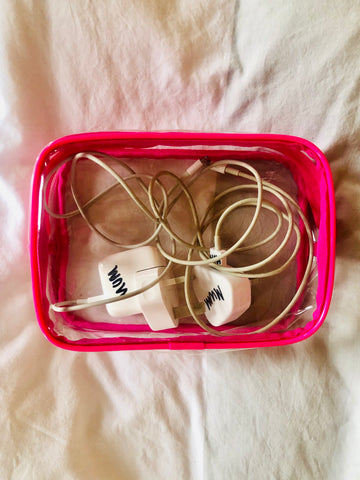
(44, 152), (314, 335)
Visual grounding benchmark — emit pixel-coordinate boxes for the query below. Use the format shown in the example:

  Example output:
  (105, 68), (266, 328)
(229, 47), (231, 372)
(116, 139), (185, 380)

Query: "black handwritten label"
(107, 265), (128, 296)
(204, 285), (224, 310)
(209, 253), (222, 265)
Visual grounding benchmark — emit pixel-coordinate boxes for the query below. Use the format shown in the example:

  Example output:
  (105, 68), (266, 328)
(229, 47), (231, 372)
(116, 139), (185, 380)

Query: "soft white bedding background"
(0, 1), (359, 478)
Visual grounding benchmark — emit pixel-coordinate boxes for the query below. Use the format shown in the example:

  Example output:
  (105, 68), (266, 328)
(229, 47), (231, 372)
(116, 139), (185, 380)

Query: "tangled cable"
(44, 152), (314, 336)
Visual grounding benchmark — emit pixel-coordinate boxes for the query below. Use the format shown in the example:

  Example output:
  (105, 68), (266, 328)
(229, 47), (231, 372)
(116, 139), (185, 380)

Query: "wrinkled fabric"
(0, 1), (359, 479)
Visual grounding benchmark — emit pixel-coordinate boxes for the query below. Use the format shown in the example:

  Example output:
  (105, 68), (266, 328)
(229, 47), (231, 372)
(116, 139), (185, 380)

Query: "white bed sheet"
(0, 1), (359, 478)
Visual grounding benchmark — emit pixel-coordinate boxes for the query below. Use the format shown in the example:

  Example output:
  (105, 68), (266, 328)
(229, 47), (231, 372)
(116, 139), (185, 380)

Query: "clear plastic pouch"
(30, 132), (335, 350)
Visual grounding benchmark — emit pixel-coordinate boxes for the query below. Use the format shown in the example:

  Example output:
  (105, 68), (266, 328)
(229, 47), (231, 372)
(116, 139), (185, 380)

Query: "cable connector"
(210, 164), (227, 174)
(211, 164), (243, 176)
(183, 159), (205, 178)
(209, 247), (228, 266)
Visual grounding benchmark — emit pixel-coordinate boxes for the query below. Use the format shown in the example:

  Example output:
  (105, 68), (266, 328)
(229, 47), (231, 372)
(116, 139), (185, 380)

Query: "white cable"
(44, 152), (314, 335)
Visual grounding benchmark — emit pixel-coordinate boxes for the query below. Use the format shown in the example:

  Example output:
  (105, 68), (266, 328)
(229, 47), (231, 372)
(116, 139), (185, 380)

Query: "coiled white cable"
(44, 152), (314, 335)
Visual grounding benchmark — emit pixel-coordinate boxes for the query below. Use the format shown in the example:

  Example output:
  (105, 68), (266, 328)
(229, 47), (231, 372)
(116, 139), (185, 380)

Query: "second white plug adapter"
(192, 265), (251, 327)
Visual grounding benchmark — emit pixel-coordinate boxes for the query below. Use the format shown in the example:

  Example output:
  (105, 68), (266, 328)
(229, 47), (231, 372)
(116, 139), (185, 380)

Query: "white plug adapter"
(192, 265), (251, 327)
(98, 246), (178, 331)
